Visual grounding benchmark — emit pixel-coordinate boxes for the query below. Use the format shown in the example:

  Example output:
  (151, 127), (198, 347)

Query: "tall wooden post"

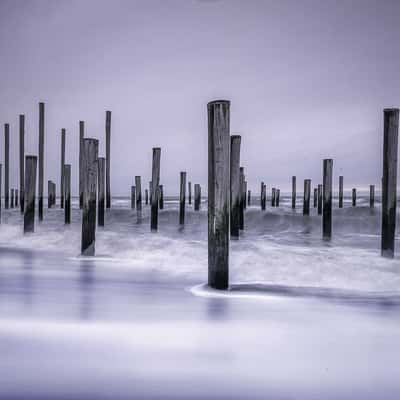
(244, 181), (247, 209)
(79, 121), (84, 209)
(370, 185), (375, 208)
(131, 185), (136, 209)
(352, 188), (356, 207)
(247, 190), (251, 206)
(208, 100), (230, 290)
(135, 176), (142, 218)
(239, 167), (244, 230)
(19, 115), (25, 213)
(188, 181), (192, 205)
(4, 123), (9, 209)
(24, 156), (37, 233)
(323, 159), (333, 240)
(0, 164), (2, 222)
(98, 157), (105, 227)
(60, 128), (66, 208)
(15, 189), (18, 208)
(48, 180), (52, 208)
(81, 138), (99, 256)
(145, 189), (148, 205)
(271, 188), (276, 207)
(292, 176), (296, 209)
(313, 188), (318, 208)
(230, 135), (241, 238)
(159, 185), (164, 209)
(381, 108), (399, 258)
(38, 102), (44, 220)
(339, 176), (343, 208)
(105, 110), (111, 208)
(317, 184), (322, 215)
(64, 164), (71, 224)
(150, 148), (161, 232)
(179, 171), (186, 225)
(303, 179), (311, 216)
(194, 184), (201, 211)
(10, 189), (14, 208)
(276, 189), (280, 207)
(261, 183), (266, 210)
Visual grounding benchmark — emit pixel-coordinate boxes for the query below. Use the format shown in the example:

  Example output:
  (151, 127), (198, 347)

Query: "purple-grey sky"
(0, 0), (399, 195)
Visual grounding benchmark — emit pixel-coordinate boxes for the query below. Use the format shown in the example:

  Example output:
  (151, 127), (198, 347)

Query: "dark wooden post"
(230, 135), (241, 238)
(239, 167), (244, 230)
(208, 100), (230, 290)
(19, 115), (25, 213)
(149, 181), (152, 205)
(352, 188), (356, 207)
(38, 102), (44, 221)
(64, 164), (71, 224)
(276, 189), (280, 207)
(271, 188), (276, 207)
(150, 148), (161, 232)
(303, 179), (311, 216)
(0, 164), (2, 222)
(370, 185), (375, 208)
(179, 171), (186, 225)
(15, 189), (18, 208)
(313, 188), (318, 208)
(381, 108), (399, 258)
(194, 184), (201, 211)
(131, 185), (136, 209)
(105, 110), (111, 208)
(339, 176), (343, 208)
(10, 188), (14, 208)
(135, 176), (142, 217)
(247, 190), (251, 206)
(317, 184), (322, 215)
(48, 180), (52, 208)
(60, 128), (66, 208)
(244, 181), (247, 209)
(261, 183), (266, 210)
(79, 121), (84, 209)
(145, 189), (148, 205)
(323, 159), (333, 240)
(4, 123), (9, 209)
(98, 157), (105, 227)
(159, 185), (164, 209)
(24, 156), (37, 233)
(81, 138), (99, 256)
(292, 176), (296, 209)
(188, 181), (192, 205)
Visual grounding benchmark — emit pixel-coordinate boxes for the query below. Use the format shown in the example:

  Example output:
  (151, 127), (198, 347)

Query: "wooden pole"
(247, 190), (251, 206)
(352, 188), (356, 207)
(19, 115), (25, 213)
(317, 184), (322, 215)
(276, 189), (280, 207)
(313, 188), (318, 208)
(135, 176), (142, 218)
(208, 100), (230, 290)
(64, 164), (71, 224)
(194, 184), (201, 211)
(188, 181), (192, 205)
(48, 180), (52, 208)
(131, 185), (136, 209)
(239, 167), (244, 230)
(271, 188), (276, 207)
(159, 184), (164, 209)
(244, 181), (247, 209)
(79, 121), (84, 209)
(323, 159), (333, 240)
(60, 128), (66, 208)
(370, 185), (375, 208)
(4, 123), (9, 209)
(339, 176), (343, 208)
(10, 188), (14, 208)
(292, 176), (296, 209)
(230, 135), (241, 238)
(150, 148), (161, 232)
(38, 102), (44, 221)
(381, 108), (399, 258)
(0, 164), (2, 223)
(24, 156), (37, 233)
(179, 171), (186, 225)
(145, 189), (148, 205)
(261, 183), (266, 210)
(97, 157), (105, 227)
(303, 179), (311, 216)
(105, 110), (111, 208)
(149, 181), (153, 205)
(15, 189), (18, 208)
(81, 138), (99, 256)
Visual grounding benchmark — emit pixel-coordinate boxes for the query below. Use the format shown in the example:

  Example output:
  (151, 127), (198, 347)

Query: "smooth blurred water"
(0, 196), (399, 399)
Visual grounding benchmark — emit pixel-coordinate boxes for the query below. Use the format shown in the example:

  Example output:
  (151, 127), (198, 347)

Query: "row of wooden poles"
(0, 101), (398, 290)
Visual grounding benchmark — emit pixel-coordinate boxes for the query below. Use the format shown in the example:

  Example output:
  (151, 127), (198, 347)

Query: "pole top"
(207, 100), (230, 107)
(231, 134), (241, 140)
(383, 108), (399, 113)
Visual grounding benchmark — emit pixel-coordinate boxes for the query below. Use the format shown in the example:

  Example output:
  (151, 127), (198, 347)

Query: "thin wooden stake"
(19, 115), (25, 213)
(24, 156), (37, 233)
(98, 157), (105, 226)
(150, 148), (161, 232)
(64, 164), (71, 224)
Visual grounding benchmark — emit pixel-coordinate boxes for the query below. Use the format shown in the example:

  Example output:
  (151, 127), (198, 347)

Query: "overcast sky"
(0, 0), (399, 195)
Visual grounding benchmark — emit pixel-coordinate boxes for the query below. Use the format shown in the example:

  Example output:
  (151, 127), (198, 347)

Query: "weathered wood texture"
(79, 121), (84, 209)
(208, 100), (230, 290)
(38, 102), (44, 220)
(194, 184), (201, 211)
(370, 185), (375, 208)
(261, 183), (266, 210)
(292, 176), (296, 209)
(15, 189), (18, 208)
(303, 179), (311, 216)
(97, 157), (105, 226)
(339, 176), (343, 208)
(0, 164), (2, 222)
(314, 188), (318, 208)
(271, 188), (276, 207)
(352, 188), (356, 207)
(145, 189), (148, 205)
(10, 188), (14, 208)
(64, 164), (71, 224)
(239, 167), (244, 230)
(247, 190), (251, 206)
(105, 110), (111, 208)
(24, 156), (37, 233)
(159, 185), (164, 209)
(135, 176), (142, 218)
(323, 159), (333, 240)
(81, 139), (99, 256)
(317, 184), (322, 215)
(19, 115), (25, 213)
(188, 181), (192, 205)
(131, 185), (136, 209)
(276, 189), (280, 207)
(230, 135), (241, 238)
(179, 172), (186, 225)
(381, 108), (399, 258)
(60, 128), (66, 208)
(150, 148), (161, 231)
(4, 124), (9, 209)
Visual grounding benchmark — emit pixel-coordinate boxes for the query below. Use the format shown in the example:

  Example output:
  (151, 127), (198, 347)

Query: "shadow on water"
(78, 259), (95, 320)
